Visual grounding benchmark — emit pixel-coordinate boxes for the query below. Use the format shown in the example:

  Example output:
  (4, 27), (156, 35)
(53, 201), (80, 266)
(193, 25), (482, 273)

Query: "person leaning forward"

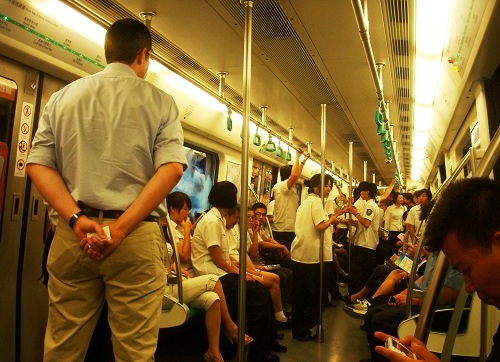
(374, 177), (500, 362)
(26, 18), (187, 362)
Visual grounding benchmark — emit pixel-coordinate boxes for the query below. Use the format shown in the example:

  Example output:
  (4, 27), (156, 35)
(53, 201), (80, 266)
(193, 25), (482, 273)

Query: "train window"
(171, 144), (218, 219)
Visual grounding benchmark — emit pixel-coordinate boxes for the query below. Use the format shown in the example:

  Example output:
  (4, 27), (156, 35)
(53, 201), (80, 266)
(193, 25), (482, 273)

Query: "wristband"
(69, 210), (85, 228)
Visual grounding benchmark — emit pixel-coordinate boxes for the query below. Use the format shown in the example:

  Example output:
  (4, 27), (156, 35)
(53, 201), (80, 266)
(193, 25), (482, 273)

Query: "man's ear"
(493, 231), (500, 246)
(137, 48), (148, 64)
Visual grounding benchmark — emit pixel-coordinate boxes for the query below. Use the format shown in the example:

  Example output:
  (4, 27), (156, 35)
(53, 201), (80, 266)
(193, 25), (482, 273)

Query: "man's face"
(225, 210), (240, 229)
(254, 207), (267, 225)
(443, 231), (500, 309)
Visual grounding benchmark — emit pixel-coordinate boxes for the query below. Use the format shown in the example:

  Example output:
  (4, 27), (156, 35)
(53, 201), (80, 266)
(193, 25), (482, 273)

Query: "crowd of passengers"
(158, 146), (461, 362)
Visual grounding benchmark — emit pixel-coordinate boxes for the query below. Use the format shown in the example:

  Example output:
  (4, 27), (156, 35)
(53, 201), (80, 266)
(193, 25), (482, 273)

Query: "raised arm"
(379, 178), (396, 202)
(286, 148), (307, 190)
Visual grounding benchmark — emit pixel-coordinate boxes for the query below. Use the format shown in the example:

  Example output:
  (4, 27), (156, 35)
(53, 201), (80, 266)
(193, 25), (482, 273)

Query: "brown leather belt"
(81, 207), (159, 223)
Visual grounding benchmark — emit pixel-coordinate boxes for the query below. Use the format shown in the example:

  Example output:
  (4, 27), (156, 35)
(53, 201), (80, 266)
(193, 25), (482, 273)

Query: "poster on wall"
(226, 161), (241, 201)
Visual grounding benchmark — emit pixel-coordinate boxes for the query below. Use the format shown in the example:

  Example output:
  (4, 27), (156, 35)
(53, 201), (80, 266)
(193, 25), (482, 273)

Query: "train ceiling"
(62, 0), (500, 187)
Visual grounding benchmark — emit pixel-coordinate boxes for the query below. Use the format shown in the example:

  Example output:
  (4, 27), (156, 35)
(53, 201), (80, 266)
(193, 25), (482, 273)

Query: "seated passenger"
(165, 192), (252, 362)
(251, 202), (294, 310)
(226, 206), (288, 324)
(345, 243), (427, 305)
(190, 181), (282, 362)
(363, 251), (463, 362)
(374, 177), (500, 362)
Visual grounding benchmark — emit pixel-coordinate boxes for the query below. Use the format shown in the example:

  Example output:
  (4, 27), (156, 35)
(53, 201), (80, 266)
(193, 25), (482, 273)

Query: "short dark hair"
(368, 182), (378, 200)
(305, 173), (333, 194)
(208, 181), (238, 209)
(279, 165), (293, 180)
(403, 192), (413, 201)
(166, 191), (192, 212)
(227, 203), (241, 216)
(252, 202), (267, 212)
(105, 18), (152, 64)
(424, 178), (500, 253)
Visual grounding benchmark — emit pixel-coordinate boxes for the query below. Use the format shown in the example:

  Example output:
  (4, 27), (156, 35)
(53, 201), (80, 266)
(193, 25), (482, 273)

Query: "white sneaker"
(353, 299), (371, 311)
(342, 303), (366, 319)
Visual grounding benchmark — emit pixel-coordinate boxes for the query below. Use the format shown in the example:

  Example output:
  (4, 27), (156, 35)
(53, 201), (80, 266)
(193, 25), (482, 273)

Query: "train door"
(0, 55), (67, 362)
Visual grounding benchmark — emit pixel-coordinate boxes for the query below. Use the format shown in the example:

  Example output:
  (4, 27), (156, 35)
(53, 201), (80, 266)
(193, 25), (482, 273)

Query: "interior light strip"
(0, 13), (105, 69)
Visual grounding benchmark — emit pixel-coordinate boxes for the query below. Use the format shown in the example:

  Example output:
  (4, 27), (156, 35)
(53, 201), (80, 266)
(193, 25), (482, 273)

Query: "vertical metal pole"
(363, 161), (367, 181)
(238, 1), (254, 359)
(315, 104), (327, 343)
(348, 142), (353, 275)
(372, 173), (376, 183)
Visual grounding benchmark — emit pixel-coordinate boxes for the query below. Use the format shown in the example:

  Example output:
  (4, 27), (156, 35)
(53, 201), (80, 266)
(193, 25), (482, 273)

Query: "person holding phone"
(373, 178), (500, 362)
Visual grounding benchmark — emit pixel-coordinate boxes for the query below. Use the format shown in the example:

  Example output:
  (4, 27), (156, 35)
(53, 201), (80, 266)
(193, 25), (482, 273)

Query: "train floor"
(154, 285), (372, 362)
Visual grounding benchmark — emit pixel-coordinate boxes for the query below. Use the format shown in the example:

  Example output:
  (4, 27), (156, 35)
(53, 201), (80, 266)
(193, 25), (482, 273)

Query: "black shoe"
(342, 293), (354, 304)
(293, 333), (315, 341)
(271, 342), (287, 353)
(276, 319), (292, 330)
(331, 293), (343, 301)
(276, 330), (284, 339)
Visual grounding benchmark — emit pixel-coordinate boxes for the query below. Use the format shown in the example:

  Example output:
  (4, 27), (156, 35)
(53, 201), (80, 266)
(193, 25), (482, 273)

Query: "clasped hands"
(77, 218), (124, 261)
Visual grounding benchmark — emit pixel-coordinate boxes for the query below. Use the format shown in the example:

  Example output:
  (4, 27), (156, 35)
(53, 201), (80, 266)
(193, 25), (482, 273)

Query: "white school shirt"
(291, 193), (333, 264)
(272, 179), (299, 232)
(191, 207), (230, 276)
(384, 204), (406, 234)
(353, 198), (380, 250)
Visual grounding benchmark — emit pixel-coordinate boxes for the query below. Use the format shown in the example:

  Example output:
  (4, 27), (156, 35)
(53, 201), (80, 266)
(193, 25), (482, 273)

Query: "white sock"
(275, 311), (287, 323)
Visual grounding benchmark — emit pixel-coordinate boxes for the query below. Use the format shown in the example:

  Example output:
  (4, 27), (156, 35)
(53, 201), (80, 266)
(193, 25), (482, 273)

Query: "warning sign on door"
(14, 102), (34, 177)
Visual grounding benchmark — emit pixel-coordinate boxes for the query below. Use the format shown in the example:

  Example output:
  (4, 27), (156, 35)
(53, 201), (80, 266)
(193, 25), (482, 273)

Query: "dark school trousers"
(348, 245), (377, 295)
(272, 231), (295, 269)
(291, 261), (322, 338)
(218, 273), (276, 360)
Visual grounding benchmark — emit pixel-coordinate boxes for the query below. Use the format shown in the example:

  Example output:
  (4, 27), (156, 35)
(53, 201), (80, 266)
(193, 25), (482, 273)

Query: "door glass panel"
(0, 77), (18, 235)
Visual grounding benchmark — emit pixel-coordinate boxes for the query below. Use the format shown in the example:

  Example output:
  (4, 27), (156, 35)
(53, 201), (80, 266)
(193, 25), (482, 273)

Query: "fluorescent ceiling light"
(30, 0), (106, 46)
(412, 0), (452, 182)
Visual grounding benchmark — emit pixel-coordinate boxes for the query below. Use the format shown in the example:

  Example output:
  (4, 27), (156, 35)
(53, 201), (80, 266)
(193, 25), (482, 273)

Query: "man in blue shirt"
(27, 18), (186, 361)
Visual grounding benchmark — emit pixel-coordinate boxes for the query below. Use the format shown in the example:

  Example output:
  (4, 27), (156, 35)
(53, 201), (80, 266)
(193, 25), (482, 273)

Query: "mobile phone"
(388, 295), (396, 304)
(385, 337), (417, 359)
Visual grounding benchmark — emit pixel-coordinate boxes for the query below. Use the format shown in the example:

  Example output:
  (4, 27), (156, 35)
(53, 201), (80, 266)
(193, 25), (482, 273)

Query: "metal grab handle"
(11, 193), (21, 221)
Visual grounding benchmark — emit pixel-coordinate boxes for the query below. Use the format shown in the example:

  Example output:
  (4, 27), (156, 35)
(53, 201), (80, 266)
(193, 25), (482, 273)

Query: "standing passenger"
(271, 149), (309, 263)
(291, 174), (348, 341)
(348, 182), (380, 295)
(380, 193), (406, 260)
(405, 189), (432, 243)
(26, 19), (186, 361)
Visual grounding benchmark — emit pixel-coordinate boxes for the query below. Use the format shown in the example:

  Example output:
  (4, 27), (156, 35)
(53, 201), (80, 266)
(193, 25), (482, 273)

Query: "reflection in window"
(171, 145), (217, 219)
